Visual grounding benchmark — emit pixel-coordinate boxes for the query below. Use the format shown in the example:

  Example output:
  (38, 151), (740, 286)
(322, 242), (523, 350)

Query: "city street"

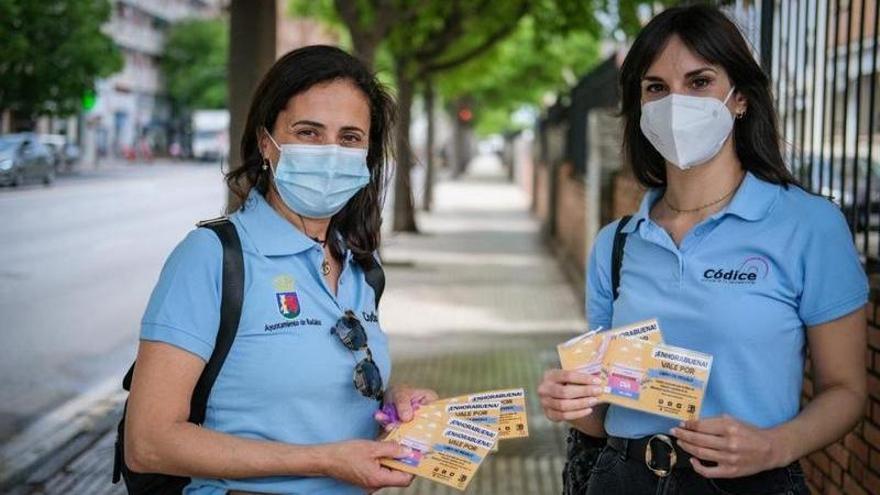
(0, 162), (227, 443)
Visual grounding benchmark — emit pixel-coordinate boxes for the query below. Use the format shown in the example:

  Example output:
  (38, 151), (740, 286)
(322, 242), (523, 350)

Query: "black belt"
(607, 435), (709, 477)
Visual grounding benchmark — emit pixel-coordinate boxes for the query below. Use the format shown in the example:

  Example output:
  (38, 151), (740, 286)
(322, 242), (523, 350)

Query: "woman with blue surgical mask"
(123, 45), (437, 495)
(539, 5), (867, 495)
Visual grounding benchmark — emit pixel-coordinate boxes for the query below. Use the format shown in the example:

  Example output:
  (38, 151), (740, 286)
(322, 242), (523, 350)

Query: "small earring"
(261, 157), (269, 171)
(736, 111), (746, 120)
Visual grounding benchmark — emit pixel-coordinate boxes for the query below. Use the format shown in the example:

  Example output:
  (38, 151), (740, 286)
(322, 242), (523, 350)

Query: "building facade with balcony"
(83, 0), (222, 162)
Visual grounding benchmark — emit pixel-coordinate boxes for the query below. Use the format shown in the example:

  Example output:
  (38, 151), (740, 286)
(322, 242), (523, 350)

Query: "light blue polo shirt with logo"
(587, 172), (868, 439)
(140, 189), (391, 494)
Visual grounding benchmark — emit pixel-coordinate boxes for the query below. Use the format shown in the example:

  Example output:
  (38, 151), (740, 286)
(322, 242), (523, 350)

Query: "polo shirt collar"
(234, 189), (320, 256)
(621, 188), (657, 234)
(722, 171), (780, 222)
(620, 171), (779, 234)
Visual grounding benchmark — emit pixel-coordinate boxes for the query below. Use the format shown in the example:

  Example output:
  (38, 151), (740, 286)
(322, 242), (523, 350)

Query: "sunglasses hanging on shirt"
(331, 310), (384, 401)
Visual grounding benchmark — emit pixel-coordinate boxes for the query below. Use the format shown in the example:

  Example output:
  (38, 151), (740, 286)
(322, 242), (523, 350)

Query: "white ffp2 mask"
(639, 87), (736, 170)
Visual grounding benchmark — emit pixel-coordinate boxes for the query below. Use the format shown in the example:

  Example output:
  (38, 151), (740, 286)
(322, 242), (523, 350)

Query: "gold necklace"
(296, 213), (331, 276)
(662, 176), (743, 214)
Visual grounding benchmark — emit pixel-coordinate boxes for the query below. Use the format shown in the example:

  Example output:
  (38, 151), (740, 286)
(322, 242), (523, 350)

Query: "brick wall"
(801, 302), (880, 495)
(612, 169), (644, 218)
(513, 132), (535, 196)
(553, 162), (588, 287)
(534, 163), (550, 222)
(546, 166), (647, 281)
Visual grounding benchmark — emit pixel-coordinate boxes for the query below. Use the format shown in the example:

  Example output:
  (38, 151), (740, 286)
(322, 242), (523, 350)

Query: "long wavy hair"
(619, 5), (797, 188)
(226, 45), (396, 263)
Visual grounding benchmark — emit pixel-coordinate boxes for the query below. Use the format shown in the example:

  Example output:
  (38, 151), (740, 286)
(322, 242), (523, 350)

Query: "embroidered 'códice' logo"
(702, 256), (770, 285)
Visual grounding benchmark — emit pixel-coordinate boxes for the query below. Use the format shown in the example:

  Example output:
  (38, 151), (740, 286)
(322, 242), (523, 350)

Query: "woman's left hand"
(385, 385), (439, 422)
(672, 414), (788, 478)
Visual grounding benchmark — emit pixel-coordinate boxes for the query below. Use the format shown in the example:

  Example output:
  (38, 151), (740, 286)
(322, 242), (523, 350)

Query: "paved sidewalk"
(5, 155), (586, 494)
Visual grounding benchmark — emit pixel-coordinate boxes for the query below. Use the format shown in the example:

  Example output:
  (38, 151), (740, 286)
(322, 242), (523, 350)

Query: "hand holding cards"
(379, 388), (529, 491)
(557, 319), (713, 421)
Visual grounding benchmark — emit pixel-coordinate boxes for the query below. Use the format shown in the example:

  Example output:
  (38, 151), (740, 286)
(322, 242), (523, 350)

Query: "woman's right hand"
(537, 369), (603, 422)
(318, 440), (414, 491)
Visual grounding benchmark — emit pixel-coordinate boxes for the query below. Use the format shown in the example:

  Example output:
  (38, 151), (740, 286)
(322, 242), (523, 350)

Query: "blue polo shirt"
(587, 172), (868, 439)
(140, 189), (391, 494)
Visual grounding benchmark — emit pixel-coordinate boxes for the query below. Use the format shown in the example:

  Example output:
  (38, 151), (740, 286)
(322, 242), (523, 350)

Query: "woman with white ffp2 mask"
(539, 5), (867, 495)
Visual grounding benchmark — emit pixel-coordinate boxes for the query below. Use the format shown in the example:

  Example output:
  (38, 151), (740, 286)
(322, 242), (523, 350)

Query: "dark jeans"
(584, 445), (810, 495)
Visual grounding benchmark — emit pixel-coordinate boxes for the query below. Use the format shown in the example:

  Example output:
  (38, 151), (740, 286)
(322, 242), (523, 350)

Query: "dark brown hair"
(619, 5), (797, 188)
(226, 45), (396, 262)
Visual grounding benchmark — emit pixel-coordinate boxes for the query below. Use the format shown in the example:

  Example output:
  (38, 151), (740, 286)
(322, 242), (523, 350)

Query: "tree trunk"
(392, 68), (419, 232)
(227, 0), (276, 212)
(504, 133), (515, 183)
(422, 80), (435, 212)
(452, 119), (471, 177)
(351, 35), (378, 70)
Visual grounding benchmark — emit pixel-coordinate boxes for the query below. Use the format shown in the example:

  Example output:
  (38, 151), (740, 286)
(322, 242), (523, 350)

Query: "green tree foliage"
(161, 18), (228, 110)
(437, 17), (600, 136)
(435, 0), (678, 135)
(0, 0), (122, 118)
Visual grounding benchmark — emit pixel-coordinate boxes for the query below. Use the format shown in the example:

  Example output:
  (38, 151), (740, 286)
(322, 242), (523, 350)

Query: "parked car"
(39, 134), (65, 170)
(0, 133), (55, 187)
(38, 134), (80, 170)
(61, 142), (81, 166)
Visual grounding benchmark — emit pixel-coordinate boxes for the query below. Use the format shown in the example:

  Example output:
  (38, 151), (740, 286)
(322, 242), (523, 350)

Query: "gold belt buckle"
(645, 434), (676, 478)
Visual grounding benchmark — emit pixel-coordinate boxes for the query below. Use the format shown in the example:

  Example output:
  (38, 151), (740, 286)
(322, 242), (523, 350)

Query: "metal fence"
(766, 0), (880, 272)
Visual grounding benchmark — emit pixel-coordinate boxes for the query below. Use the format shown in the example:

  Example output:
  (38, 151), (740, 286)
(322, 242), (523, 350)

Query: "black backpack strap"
(562, 215), (633, 494)
(611, 215), (633, 301)
(121, 218), (244, 398)
(188, 218), (244, 424)
(113, 218), (244, 486)
(357, 253), (385, 309)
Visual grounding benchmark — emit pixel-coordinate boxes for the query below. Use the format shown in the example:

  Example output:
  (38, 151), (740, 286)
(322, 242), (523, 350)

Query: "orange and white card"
(557, 319), (713, 421)
(601, 339), (713, 421)
(448, 388), (530, 439)
(380, 409), (499, 491)
(557, 319), (663, 374)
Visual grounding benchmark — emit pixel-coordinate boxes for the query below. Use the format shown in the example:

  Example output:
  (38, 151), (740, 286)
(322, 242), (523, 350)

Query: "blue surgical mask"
(266, 132), (370, 218)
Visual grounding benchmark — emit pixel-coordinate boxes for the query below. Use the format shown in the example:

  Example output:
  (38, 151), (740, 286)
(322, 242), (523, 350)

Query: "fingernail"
(592, 377), (602, 385)
(587, 398), (599, 406)
(679, 421), (686, 428)
(669, 428), (678, 436)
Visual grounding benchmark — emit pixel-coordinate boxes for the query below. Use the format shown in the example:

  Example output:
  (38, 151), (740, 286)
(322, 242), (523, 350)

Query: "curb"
(0, 376), (126, 490)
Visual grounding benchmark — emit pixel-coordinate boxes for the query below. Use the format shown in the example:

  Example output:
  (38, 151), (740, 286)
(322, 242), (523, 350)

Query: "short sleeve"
(797, 203), (868, 327)
(586, 221), (619, 331)
(140, 228), (223, 361)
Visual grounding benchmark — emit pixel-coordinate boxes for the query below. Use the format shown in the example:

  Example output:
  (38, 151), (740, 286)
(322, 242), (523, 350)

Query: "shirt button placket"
(679, 256), (685, 289)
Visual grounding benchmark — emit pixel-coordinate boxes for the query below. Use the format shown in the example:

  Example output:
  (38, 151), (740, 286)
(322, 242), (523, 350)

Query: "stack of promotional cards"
(447, 388), (529, 440)
(380, 388), (528, 491)
(557, 319), (713, 421)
